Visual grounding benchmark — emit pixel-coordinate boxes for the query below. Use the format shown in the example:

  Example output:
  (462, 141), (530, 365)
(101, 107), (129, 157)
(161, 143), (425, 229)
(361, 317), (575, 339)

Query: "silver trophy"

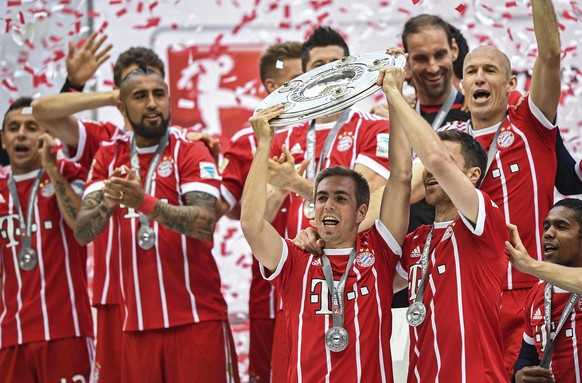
(254, 51), (406, 127)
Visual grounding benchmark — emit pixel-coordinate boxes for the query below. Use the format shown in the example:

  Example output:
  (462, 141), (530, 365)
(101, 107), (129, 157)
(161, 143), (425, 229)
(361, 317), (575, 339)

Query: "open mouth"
(472, 89), (491, 103)
(321, 216), (339, 227)
(544, 243), (558, 256)
(14, 144), (30, 154)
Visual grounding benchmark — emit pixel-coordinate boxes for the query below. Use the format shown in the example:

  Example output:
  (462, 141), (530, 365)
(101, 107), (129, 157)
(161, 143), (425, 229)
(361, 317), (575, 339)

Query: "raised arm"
(381, 66), (480, 224)
(529, 0), (561, 122)
(39, 134), (81, 230)
(32, 90), (118, 147)
(61, 32), (112, 93)
(378, 68), (412, 246)
(240, 105), (286, 272)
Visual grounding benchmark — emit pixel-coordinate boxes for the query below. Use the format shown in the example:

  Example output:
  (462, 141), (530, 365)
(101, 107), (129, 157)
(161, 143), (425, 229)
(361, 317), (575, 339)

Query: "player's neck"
(434, 203), (458, 223)
(315, 111), (343, 124)
(10, 161), (42, 176)
(134, 134), (163, 148)
(471, 109), (507, 131)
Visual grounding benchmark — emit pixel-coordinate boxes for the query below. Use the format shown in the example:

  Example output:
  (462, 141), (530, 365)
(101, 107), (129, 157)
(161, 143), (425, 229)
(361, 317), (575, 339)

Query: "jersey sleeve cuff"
(83, 181), (104, 197)
(396, 261), (407, 279)
(528, 96), (557, 130)
(181, 182), (220, 199)
(374, 219), (402, 256)
(63, 120), (88, 162)
(259, 237), (288, 281)
(523, 332), (534, 345)
(220, 184), (237, 212)
(355, 154), (390, 180)
(459, 189), (486, 236)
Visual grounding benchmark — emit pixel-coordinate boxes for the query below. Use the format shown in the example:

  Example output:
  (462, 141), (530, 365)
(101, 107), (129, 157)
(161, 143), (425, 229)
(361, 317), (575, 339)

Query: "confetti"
(133, 17), (161, 29)
(455, 3), (467, 15)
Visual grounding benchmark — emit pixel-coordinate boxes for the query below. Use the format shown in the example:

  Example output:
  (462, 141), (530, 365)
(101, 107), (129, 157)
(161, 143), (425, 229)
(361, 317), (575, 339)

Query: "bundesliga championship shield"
(254, 51), (406, 127)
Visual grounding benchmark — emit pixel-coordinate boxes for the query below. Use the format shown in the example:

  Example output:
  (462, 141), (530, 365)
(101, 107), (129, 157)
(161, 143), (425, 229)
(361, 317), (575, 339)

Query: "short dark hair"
(2, 97), (33, 131)
(553, 198), (582, 236)
(402, 14), (454, 53)
(447, 23), (469, 80)
(259, 41), (303, 86)
(301, 26), (350, 72)
(437, 130), (487, 186)
(314, 166), (370, 209)
(113, 47), (165, 87)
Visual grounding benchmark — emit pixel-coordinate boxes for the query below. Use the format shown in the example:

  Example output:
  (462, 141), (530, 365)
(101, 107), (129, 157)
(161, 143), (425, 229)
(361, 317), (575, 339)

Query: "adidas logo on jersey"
(290, 143), (303, 155)
(410, 246), (422, 258)
(533, 308), (542, 320)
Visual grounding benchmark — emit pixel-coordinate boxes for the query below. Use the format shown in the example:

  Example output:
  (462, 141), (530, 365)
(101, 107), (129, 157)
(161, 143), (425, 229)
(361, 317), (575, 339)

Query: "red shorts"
(248, 318), (275, 383)
(93, 304), (123, 383)
(271, 310), (290, 383)
(501, 288), (530, 377)
(121, 321), (240, 383)
(0, 336), (94, 383)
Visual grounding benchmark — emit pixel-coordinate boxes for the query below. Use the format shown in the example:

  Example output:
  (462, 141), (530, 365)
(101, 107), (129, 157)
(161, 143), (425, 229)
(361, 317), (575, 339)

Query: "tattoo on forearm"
(75, 191), (113, 244)
(150, 191), (217, 241)
(53, 179), (80, 222)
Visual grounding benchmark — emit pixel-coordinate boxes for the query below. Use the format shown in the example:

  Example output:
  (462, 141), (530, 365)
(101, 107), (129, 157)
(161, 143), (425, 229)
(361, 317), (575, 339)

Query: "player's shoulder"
(230, 126), (255, 142)
(274, 121), (309, 136)
(350, 108), (386, 122)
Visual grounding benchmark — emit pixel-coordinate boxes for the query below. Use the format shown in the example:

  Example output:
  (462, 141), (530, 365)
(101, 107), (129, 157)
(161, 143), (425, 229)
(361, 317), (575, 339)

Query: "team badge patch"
(577, 297), (582, 312)
(441, 225), (454, 241)
(200, 162), (219, 179)
(219, 158), (229, 173)
(376, 133), (389, 158)
(497, 131), (514, 148)
(336, 134), (354, 152)
(157, 159), (173, 178)
(41, 183), (55, 198)
(356, 251), (375, 267)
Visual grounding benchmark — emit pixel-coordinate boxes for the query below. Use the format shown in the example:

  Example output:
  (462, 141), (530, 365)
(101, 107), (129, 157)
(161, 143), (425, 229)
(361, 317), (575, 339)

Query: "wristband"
(60, 78), (85, 94)
(137, 194), (158, 216)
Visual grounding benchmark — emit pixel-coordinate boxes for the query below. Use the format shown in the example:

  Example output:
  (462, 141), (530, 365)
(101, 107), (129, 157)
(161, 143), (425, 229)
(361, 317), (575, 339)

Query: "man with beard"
(73, 67), (239, 382)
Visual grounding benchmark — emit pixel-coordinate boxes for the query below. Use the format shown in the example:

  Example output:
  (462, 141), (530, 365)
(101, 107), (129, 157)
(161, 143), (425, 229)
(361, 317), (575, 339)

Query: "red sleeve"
(66, 120), (120, 170)
(220, 132), (255, 208)
(354, 116), (391, 177)
(177, 138), (221, 198)
(83, 143), (111, 196)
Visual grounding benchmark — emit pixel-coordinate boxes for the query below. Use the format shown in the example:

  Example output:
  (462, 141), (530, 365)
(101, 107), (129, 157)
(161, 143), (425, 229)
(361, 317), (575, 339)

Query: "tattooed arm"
(149, 191), (217, 241)
(39, 134), (82, 230)
(74, 191), (115, 245)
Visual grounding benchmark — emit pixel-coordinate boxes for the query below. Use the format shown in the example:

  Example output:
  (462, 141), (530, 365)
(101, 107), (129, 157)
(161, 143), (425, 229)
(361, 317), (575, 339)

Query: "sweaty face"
(120, 73), (171, 141)
(543, 206), (582, 267)
(1, 108), (44, 174)
(462, 47), (513, 126)
(406, 27), (458, 105)
(314, 175), (366, 248)
(305, 45), (346, 71)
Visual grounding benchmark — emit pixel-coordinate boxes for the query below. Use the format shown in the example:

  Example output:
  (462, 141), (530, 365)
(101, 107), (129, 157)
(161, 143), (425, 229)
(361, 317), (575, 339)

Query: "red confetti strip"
(507, 28), (514, 41)
(397, 7), (411, 15)
(76, 38), (87, 49)
(7, 1), (22, 7)
(110, 0), (123, 4)
(502, 12), (512, 19)
(267, 1), (278, 11)
(116, 8), (128, 17)
(171, 23), (178, 29)
(87, 11), (100, 17)
(2, 79), (18, 92)
(562, 46), (577, 60)
(149, 1), (159, 12)
(5, 18), (12, 33)
(75, 21), (81, 33)
(133, 17), (161, 29)
(505, 1), (517, 7)
(137, 2), (144, 12)
(481, 4), (494, 12)
(380, 1), (390, 6)
(317, 12), (330, 23)
(52, 50), (66, 62)
(232, 10), (257, 35)
(455, 3), (467, 15)
(18, 12), (25, 24)
(310, 0), (332, 10)
(562, 10), (578, 21)
(24, 65), (35, 75)
(98, 21), (109, 33)
(284, 4), (290, 17)
(412, 0), (421, 4)
(102, 79), (115, 87)
(24, 39), (34, 49)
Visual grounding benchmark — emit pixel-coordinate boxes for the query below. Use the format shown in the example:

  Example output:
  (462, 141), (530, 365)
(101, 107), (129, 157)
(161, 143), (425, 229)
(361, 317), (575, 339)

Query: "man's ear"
(507, 75), (518, 93)
(467, 166), (482, 186)
(356, 203), (368, 225)
(264, 78), (278, 94)
(451, 38), (459, 61)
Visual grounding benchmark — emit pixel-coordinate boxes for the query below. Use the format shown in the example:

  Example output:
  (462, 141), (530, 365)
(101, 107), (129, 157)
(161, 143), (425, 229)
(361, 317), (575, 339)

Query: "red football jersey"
(523, 281), (582, 383)
(262, 220), (401, 383)
(397, 190), (508, 382)
(84, 128), (227, 331)
(440, 96), (557, 290)
(270, 110), (391, 239)
(0, 161), (93, 348)
(67, 120), (125, 306)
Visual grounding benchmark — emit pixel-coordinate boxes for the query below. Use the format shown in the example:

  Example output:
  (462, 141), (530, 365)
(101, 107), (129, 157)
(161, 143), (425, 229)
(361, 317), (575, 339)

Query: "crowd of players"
(1, 0), (582, 382)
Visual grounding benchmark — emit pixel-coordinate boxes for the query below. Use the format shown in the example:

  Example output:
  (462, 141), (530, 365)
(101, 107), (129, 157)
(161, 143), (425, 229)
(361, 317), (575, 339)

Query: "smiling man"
(241, 89), (411, 381)
(507, 198), (582, 383)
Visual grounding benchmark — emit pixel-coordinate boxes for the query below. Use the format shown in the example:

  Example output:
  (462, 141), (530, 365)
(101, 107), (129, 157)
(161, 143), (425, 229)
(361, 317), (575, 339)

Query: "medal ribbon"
(321, 247), (357, 329)
(130, 130), (170, 229)
(540, 284), (579, 368)
(466, 112), (508, 177)
(411, 226), (435, 306)
(415, 87), (458, 130)
(7, 169), (45, 250)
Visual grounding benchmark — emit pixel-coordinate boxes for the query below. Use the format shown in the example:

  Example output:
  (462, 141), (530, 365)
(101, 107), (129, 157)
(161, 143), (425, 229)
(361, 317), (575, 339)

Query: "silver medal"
(406, 301), (427, 327)
(137, 225), (156, 250)
(303, 201), (315, 219)
(18, 248), (38, 271)
(325, 326), (349, 352)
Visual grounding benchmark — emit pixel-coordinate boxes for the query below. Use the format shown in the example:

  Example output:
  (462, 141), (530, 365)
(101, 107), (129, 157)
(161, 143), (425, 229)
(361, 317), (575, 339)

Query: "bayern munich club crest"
(497, 130), (514, 148)
(336, 134), (354, 152)
(356, 251), (375, 267)
(157, 159), (173, 178)
(41, 182), (55, 198)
